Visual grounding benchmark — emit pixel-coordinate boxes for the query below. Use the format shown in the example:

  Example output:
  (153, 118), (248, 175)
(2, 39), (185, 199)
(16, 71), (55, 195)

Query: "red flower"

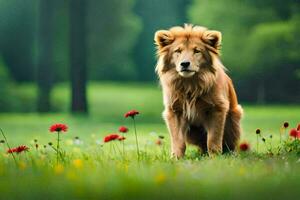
(118, 136), (126, 141)
(119, 126), (128, 133)
(297, 124), (300, 131)
(155, 139), (162, 146)
(103, 134), (120, 143)
(7, 148), (16, 154)
(289, 128), (300, 139)
(16, 145), (29, 153)
(49, 123), (68, 133)
(7, 145), (29, 154)
(124, 110), (139, 118)
(239, 142), (250, 152)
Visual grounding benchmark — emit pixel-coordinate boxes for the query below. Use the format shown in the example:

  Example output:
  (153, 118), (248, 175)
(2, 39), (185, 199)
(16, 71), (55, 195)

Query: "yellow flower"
(66, 171), (78, 181)
(155, 172), (166, 184)
(124, 163), (129, 173)
(19, 161), (27, 170)
(54, 164), (64, 174)
(72, 159), (83, 169)
(238, 167), (246, 176)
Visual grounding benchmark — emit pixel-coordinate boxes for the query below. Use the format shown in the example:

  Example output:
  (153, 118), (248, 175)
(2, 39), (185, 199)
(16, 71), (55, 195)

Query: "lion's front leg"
(206, 109), (227, 156)
(163, 109), (188, 158)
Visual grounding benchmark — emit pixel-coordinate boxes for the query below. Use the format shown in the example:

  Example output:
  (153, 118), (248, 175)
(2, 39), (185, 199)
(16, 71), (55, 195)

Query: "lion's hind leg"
(223, 105), (243, 153)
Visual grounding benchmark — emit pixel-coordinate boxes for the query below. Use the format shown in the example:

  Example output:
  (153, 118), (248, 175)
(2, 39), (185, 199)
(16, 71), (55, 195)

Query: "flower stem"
(279, 128), (282, 144)
(0, 128), (18, 166)
(111, 142), (117, 156)
(269, 138), (273, 153)
(122, 133), (125, 157)
(50, 145), (58, 152)
(57, 131), (60, 164)
(261, 138), (268, 152)
(284, 128), (287, 140)
(133, 118), (140, 161)
(115, 142), (122, 155)
(256, 134), (259, 153)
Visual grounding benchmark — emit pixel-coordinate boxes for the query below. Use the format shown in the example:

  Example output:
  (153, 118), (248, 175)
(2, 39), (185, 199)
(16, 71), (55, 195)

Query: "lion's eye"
(194, 49), (201, 54)
(174, 48), (182, 53)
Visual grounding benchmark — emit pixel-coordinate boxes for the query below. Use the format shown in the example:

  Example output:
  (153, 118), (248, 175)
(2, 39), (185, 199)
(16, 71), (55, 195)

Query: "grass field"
(0, 83), (299, 199)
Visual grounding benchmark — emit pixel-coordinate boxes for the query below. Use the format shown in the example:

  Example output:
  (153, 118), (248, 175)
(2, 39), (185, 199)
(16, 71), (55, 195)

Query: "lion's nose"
(180, 61), (190, 69)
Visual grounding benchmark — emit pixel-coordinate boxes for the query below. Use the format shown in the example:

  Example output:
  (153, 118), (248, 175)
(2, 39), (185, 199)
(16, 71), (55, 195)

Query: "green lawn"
(0, 83), (299, 199)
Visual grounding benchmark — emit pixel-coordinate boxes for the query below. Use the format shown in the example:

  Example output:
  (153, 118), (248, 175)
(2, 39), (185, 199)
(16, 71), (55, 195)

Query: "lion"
(154, 24), (243, 158)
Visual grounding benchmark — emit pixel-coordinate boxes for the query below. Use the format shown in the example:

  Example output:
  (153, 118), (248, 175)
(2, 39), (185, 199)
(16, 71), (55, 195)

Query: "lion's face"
(155, 25), (222, 78)
(170, 38), (206, 78)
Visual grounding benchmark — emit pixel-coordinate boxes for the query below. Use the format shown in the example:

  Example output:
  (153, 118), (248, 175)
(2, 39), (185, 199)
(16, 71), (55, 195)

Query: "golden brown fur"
(154, 24), (243, 158)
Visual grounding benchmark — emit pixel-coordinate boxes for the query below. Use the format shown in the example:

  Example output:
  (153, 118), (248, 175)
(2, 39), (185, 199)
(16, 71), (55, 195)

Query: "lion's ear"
(154, 30), (174, 48)
(202, 30), (222, 49)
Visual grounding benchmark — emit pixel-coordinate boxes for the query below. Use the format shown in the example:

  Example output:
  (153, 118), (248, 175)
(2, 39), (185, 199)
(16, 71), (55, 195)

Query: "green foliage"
(0, 57), (10, 82)
(0, 0), (36, 81)
(245, 15), (300, 76)
(0, 58), (36, 112)
(189, 0), (278, 76)
(282, 139), (300, 156)
(189, 0), (300, 102)
(0, 0), (299, 103)
(0, 57), (13, 111)
(88, 0), (142, 80)
(133, 0), (189, 81)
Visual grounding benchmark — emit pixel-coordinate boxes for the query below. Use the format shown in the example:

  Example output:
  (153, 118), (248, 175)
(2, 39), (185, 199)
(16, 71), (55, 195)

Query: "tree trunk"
(69, 0), (88, 113)
(37, 0), (55, 112)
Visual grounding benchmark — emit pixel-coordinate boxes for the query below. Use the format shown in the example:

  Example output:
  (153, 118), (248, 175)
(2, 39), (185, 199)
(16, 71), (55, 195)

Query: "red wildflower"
(119, 126), (128, 133)
(7, 148), (16, 153)
(103, 134), (120, 143)
(7, 145), (29, 154)
(289, 128), (300, 139)
(16, 145), (29, 153)
(283, 122), (289, 128)
(118, 136), (126, 141)
(297, 124), (300, 131)
(239, 142), (250, 152)
(124, 110), (139, 118)
(155, 139), (162, 146)
(49, 123), (68, 132)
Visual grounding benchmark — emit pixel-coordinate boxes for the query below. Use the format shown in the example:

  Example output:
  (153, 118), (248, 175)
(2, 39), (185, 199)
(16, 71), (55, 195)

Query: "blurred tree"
(87, 0), (141, 81)
(0, 0), (36, 82)
(52, 1), (69, 82)
(133, 0), (190, 81)
(244, 15), (300, 103)
(36, 0), (55, 112)
(70, 0), (88, 113)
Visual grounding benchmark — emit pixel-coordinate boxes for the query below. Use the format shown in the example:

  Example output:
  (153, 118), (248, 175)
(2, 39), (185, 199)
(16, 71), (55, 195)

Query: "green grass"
(0, 82), (299, 200)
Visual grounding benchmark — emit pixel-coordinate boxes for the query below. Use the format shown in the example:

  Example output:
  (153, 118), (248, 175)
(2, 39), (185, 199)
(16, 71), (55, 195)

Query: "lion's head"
(154, 24), (222, 78)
